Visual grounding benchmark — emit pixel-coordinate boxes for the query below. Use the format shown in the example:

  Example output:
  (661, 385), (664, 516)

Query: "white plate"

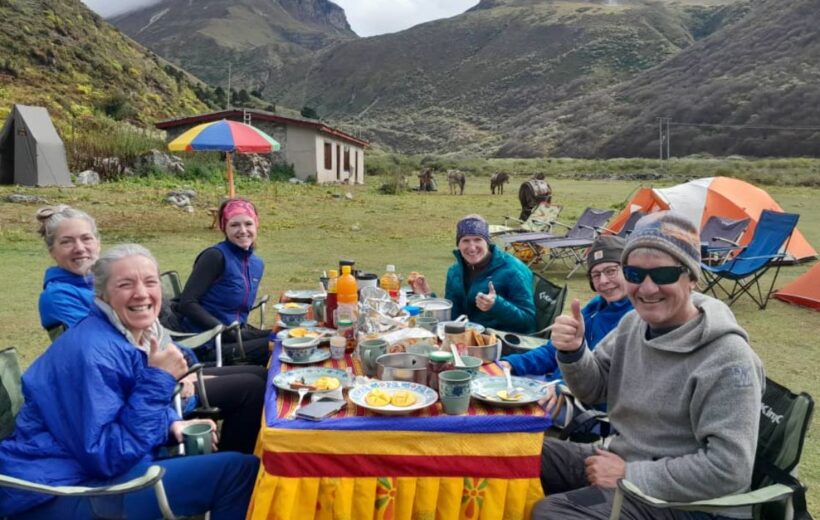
(284, 289), (324, 301)
(279, 349), (331, 365)
(349, 381), (438, 415)
(470, 376), (552, 408)
(286, 327), (336, 340)
(272, 367), (348, 394)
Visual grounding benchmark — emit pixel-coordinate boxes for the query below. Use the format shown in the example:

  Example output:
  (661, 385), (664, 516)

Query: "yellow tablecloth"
(248, 346), (551, 520)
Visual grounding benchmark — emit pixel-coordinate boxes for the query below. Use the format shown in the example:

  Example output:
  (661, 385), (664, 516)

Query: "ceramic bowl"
(281, 337), (317, 361)
(456, 355), (483, 377)
(279, 304), (309, 327)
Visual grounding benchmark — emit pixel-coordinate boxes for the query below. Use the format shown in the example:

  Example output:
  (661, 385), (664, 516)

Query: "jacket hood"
(43, 266), (93, 290)
(642, 292), (749, 354)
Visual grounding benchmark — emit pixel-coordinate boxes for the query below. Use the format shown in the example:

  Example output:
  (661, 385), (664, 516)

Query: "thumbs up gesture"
(476, 280), (497, 312)
(551, 299), (585, 352)
(147, 336), (188, 380)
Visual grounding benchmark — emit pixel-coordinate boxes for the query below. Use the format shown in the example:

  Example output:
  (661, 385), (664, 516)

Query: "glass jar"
(403, 305), (421, 327)
(443, 323), (467, 354)
(336, 319), (356, 352)
(428, 351), (454, 391)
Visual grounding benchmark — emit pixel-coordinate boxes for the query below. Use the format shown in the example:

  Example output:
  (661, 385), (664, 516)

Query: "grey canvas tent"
(0, 104), (72, 186)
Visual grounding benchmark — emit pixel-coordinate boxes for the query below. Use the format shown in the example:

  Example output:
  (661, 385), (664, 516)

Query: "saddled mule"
(447, 169), (466, 195)
(418, 168), (436, 192)
(518, 178), (553, 221)
(490, 172), (510, 195)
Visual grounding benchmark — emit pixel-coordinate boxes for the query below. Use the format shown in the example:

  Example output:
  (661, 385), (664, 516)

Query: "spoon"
(450, 344), (466, 368)
(290, 387), (309, 419)
(497, 361), (519, 400)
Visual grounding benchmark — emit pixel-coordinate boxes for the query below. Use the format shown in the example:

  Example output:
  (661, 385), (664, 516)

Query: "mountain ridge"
(0, 0), (213, 127)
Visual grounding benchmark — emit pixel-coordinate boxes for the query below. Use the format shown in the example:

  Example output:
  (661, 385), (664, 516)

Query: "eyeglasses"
(589, 266), (621, 281)
(623, 265), (688, 285)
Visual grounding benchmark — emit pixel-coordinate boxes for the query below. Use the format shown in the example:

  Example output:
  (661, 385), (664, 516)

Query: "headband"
(219, 199), (259, 232)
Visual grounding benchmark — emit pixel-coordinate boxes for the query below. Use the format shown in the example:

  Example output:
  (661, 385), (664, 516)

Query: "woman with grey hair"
(0, 244), (260, 519)
(35, 211), (267, 455)
(36, 205), (100, 330)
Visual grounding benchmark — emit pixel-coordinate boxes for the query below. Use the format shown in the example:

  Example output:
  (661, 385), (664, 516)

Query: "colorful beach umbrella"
(168, 119), (281, 197)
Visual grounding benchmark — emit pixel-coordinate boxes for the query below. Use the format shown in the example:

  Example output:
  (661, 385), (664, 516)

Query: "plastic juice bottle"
(337, 265), (359, 350)
(337, 265), (358, 316)
(325, 269), (339, 328)
(379, 264), (401, 300)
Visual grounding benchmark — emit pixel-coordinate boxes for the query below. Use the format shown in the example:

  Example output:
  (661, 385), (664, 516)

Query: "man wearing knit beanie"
(533, 210), (764, 520)
(501, 234), (632, 413)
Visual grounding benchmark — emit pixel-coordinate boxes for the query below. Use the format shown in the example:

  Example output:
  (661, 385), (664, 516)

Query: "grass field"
(1, 173), (817, 514)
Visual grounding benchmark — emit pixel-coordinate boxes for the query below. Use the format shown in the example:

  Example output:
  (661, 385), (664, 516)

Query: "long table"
(247, 343), (551, 520)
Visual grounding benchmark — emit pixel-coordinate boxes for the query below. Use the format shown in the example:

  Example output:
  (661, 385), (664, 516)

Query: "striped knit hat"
(622, 211), (702, 281)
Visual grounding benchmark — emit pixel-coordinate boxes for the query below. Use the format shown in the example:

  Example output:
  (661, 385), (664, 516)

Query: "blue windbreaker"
(444, 245), (535, 333)
(38, 266), (94, 329)
(502, 295), (633, 380)
(0, 305), (179, 516)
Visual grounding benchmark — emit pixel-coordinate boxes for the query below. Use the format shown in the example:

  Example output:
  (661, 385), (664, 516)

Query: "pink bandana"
(219, 199), (259, 232)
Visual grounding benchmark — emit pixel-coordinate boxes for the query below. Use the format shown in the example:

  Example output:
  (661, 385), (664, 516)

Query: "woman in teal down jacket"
(414, 215), (535, 334)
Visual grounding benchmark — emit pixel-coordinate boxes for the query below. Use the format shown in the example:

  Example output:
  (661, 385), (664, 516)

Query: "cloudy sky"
(81, 0), (479, 37)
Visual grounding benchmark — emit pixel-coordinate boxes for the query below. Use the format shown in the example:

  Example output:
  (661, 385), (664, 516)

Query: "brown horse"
(490, 172), (510, 194)
(418, 168), (436, 192)
(447, 169), (466, 195)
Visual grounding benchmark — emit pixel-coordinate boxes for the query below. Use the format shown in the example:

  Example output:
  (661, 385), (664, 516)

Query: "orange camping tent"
(774, 263), (820, 310)
(608, 177), (816, 262)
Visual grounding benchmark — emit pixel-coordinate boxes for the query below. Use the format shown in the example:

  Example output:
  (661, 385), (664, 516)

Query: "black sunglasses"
(622, 265), (688, 285)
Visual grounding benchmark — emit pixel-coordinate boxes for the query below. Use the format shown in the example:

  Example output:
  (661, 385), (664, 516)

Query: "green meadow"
(1, 169), (817, 513)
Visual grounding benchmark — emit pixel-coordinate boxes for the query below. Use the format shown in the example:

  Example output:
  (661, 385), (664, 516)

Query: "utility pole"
(226, 63), (232, 110)
(657, 116), (671, 169)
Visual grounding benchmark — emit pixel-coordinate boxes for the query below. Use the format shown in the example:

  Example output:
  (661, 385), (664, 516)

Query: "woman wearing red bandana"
(178, 198), (271, 366)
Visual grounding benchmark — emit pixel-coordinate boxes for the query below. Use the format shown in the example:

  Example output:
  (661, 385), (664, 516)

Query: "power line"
(668, 121), (820, 132)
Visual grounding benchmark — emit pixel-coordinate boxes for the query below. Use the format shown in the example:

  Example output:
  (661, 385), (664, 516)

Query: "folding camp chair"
(160, 270), (263, 367)
(161, 270), (270, 329)
(609, 378), (814, 520)
(548, 383), (614, 446)
(531, 208), (615, 277)
(532, 270), (568, 339)
(489, 203), (563, 235)
(498, 208), (615, 270)
(595, 210), (646, 238)
(700, 215), (751, 265)
(701, 210), (799, 309)
(0, 347), (177, 519)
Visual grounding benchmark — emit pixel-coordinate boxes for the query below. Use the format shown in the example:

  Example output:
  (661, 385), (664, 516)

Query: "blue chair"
(701, 210), (799, 309)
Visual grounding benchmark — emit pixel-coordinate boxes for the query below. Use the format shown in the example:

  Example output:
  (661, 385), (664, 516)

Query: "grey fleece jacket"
(559, 292), (764, 518)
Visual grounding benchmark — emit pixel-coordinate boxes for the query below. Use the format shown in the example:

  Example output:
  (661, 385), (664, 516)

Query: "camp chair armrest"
(170, 323), (225, 349)
(503, 216), (525, 226)
(0, 465), (165, 497)
(711, 236), (741, 247)
(551, 220), (572, 230)
(249, 294), (269, 328)
(594, 225), (616, 234)
(613, 479), (794, 514)
(250, 294), (270, 312)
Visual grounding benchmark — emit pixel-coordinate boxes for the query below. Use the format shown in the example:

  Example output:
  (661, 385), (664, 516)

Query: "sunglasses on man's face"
(622, 265), (688, 285)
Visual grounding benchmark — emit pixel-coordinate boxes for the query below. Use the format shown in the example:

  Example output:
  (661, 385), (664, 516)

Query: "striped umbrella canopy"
(168, 119), (280, 196)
